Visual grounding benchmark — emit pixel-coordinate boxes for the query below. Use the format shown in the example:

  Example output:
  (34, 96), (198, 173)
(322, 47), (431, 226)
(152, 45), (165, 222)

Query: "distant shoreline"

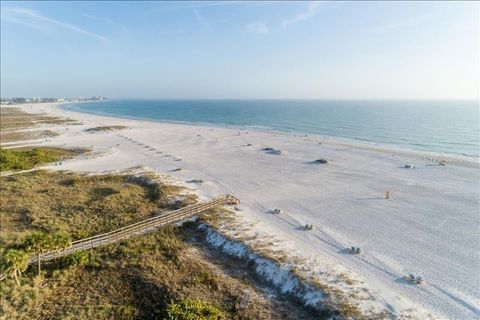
(59, 101), (480, 166)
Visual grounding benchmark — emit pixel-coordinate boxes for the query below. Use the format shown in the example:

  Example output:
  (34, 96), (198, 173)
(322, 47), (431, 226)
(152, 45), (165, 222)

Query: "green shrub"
(166, 299), (224, 320)
(111, 304), (136, 320)
(0, 249), (30, 285)
(192, 271), (219, 289)
(59, 251), (90, 268)
(23, 231), (72, 254)
(0, 148), (76, 171)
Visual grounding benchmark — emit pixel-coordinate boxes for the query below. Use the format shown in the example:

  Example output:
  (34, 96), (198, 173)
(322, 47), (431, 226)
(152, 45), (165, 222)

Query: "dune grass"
(0, 107), (77, 130)
(84, 125), (127, 132)
(0, 170), (308, 320)
(0, 147), (82, 172)
(0, 170), (183, 245)
(0, 130), (59, 144)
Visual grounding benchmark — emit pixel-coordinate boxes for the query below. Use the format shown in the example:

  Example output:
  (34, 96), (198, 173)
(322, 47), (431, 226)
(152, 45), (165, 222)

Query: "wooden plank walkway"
(1, 194), (239, 280)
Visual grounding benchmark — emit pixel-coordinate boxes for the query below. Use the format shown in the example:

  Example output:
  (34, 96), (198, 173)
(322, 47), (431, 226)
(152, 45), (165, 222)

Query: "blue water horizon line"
(63, 99), (479, 158)
(106, 97), (479, 103)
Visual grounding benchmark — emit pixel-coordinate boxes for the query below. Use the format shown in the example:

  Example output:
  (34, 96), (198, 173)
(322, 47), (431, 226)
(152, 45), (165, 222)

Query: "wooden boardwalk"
(1, 194), (239, 280)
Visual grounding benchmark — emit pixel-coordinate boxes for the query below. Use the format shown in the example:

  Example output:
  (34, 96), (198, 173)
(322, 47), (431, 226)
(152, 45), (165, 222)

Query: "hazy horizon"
(1, 1), (479, 100)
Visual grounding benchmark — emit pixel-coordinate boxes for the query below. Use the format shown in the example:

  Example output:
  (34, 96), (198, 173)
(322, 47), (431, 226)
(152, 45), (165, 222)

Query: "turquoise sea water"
(63, 100), (479, 157)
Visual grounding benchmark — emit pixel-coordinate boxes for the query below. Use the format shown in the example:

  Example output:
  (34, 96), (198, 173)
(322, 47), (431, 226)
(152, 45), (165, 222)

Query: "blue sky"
(1, 1), (478, 99)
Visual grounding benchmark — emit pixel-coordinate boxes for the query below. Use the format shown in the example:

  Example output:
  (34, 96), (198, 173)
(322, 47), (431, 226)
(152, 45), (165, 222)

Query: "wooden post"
(385, 191), (390, 200)
(37, 252), (41, 276)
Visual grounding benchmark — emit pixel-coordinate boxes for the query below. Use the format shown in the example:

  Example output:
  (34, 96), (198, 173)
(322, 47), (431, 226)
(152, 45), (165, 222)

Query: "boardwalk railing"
(31, 194), (239, 264)
(0, 195), (239, 280)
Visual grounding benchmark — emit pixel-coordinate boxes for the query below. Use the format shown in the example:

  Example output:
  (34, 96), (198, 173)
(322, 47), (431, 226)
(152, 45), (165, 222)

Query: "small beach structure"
(187, 179), (204, 184)
(263, 147), (282, 155)
(301, 224), (314, 231)
(346, 246), (364, 255)
(404, 273), (424, 285)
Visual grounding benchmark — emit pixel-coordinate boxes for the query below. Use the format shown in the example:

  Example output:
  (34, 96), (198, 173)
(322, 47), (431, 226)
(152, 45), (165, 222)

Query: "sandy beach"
(5, 102), (479, 319)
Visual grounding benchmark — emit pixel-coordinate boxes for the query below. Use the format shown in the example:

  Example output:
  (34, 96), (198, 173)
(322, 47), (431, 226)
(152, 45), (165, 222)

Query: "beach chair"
(404, 273), (424, 285)
(347, 246), (364, 255)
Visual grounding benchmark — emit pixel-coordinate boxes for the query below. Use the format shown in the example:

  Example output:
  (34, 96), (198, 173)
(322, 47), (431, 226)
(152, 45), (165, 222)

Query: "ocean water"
(63, 99), (479, 157)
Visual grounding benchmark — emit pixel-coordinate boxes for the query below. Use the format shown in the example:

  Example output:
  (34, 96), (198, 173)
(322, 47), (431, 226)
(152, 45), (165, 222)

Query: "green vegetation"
(58, 251), (90, 269)
(23, 231), (72, 275)
(24, 231), (72, 255)
(0, 170), (310, 319)
(0, 231), (73, 281)
(166, 299), (224, 320)
(0, 147), (81, 171)
(84, 125), (127, 132)
(2, 107), (290, 319)
(0, 249), (29, 285)
(0, 170), (183, 245)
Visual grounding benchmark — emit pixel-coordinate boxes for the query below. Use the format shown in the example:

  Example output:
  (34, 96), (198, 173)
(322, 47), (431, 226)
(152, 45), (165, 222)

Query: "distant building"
(0, 96), (107, 105)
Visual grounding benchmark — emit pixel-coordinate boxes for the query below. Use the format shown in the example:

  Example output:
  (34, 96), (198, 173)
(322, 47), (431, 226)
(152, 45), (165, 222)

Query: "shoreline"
(58, 102), (479, 167)
(4, 102), (480, 319)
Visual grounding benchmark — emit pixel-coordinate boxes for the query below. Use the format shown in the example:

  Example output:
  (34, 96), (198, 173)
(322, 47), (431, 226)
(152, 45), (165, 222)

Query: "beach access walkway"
(0, 194), (239, 281)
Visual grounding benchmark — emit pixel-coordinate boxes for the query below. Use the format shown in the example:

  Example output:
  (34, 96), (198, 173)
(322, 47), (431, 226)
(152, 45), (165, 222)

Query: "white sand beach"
(6, 102), (479, 319)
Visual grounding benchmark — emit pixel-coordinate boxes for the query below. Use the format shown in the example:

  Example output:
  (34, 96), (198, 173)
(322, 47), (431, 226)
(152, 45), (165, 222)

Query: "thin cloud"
(193, 8), (208, 28)
(191, 8), (228, 29)
(2, 7), (108, 42)
(1, 14), (48, 33)
(246, 22), (269, 34)
(81, 13), (98, 20)
(154, 1), (240, 12)
(282, 1), (322, 28)
(81, 13), (127, 31)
